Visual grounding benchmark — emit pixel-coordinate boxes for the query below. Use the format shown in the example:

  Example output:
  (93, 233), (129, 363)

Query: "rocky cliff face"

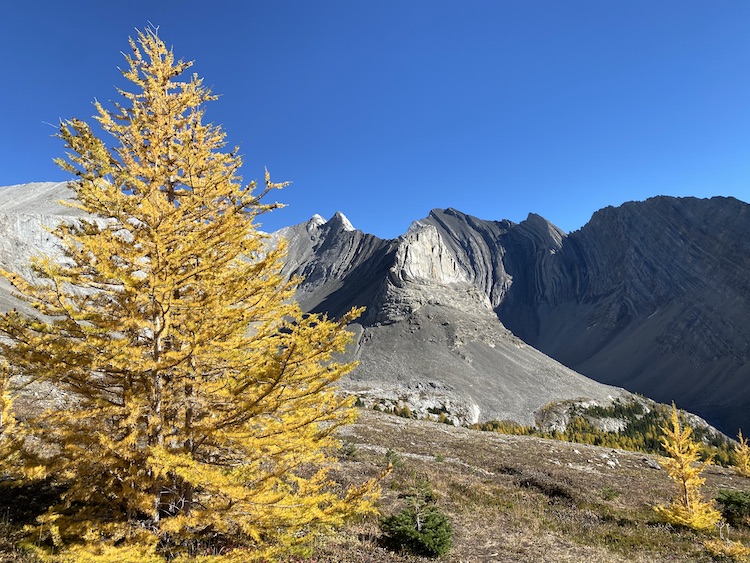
(0, 182), (87, 312)
(280, 197), (750, 435)
(274, 212), (396, 319)
(280, 210), (627, 426)
(509, 196), (750, 436)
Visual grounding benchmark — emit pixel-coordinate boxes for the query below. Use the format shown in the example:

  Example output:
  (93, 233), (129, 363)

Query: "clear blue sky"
(2, 1), (749, 239)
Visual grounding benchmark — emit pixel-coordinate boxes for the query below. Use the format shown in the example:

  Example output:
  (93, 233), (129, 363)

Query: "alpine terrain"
(278, 196), (750, 436)
(0, 182), (747, 435)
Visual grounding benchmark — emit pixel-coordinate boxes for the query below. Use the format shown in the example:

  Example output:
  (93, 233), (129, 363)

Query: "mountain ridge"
(0, 182), (746, 434)
(281, 195), (750, 435)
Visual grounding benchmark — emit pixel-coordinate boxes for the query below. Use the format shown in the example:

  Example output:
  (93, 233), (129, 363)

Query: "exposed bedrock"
(280, 197), (750, 435)
(530, 196), (750, 435)
(280, 209), (627, 426)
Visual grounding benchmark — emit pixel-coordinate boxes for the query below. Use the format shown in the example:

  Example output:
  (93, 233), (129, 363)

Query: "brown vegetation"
(8, 408), (748, 561)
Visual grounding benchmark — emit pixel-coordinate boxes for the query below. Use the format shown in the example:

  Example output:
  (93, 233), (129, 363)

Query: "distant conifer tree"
(381, 475), (453, 557)
(654, 404), (721, 532)
(0, 27), (376, 561)
(734, 430), (750, 478)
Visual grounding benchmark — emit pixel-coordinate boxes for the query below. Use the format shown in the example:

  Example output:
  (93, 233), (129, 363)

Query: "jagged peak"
(520, 212), (565, 232)
(428, 207), (465, 220)
(301, 213), (327, 235)
(405, 208), (465, 233)
(518, 212), (566, 246)
(302, 212), (356, 235)
(405, 218), (431, 235)
(326, 211), (355, 232)
(523, 212), (547, 223)
(428, 207), (516, 230)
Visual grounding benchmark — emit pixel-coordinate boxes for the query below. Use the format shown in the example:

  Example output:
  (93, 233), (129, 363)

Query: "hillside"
(1, 183), (749, 434)
(332, 410), (750, 562)
(0, 182), (632, 430)
(278, 210), (630, 427)
(3, 409), (748, 562)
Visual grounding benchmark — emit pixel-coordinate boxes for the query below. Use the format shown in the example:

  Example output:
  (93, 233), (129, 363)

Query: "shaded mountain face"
(280, 198), (750, 435)
(500, 196), (750, 436)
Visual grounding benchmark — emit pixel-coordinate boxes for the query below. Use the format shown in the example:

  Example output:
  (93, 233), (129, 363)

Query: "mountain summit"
(279, 205), (627, 426)
(281, 197), (750, 435)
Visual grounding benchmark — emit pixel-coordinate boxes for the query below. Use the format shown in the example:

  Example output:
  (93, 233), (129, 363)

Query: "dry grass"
(3, 409), (750, 562)
(326, 410), (750, 562)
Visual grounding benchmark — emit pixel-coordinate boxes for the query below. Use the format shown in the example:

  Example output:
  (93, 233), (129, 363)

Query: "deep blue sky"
(2, 2), (749, 239)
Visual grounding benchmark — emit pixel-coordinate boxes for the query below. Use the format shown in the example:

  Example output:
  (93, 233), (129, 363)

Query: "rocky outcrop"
(279, 197), (750, 435)
(274, 212), (397, 320)
(279, 209), (628, 426)
(0, 182), (87, 312)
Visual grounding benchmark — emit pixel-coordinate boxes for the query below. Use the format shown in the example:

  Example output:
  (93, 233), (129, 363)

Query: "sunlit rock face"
(278, 208), (627, 427)
(0, 182), (84, 312)
(279, 197), (750, 435)
(392, 223), (469, 287)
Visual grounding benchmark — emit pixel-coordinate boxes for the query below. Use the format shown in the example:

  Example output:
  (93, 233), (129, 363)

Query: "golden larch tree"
(0, 27), (375, 561)
(734, 430), (750, 478)
(0, 361), (18, 466)
(654, 404), (721, 532)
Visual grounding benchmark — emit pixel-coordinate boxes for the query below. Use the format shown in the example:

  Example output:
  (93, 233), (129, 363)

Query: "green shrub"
(385, 448), (404, 469)
(381, 506), (452, 557)
(716, 489), (750, 527)
(381, 476), (452, 557)
(601, 486), (620, 501)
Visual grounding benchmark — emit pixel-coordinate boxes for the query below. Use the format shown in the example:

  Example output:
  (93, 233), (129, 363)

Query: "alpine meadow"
(0, 28), (378, 562)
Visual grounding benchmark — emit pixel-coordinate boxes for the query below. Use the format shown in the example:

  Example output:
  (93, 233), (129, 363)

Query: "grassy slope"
(2, 409), (749, 562)
(324, 410), (750, 562)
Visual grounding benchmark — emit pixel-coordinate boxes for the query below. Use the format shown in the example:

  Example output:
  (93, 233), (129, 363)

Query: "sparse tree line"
(472, 398), (737, 466)
(376, 395), (740, 466)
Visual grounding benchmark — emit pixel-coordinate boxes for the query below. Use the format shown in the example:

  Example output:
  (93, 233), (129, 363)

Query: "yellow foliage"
(28, 539), (162, 563)
(0, 361), (17, 462)
(654, 404), (721, 532)
(703, 538), (750, 562)
(734, 430), (750, 478)
(0, 26), (377, 560)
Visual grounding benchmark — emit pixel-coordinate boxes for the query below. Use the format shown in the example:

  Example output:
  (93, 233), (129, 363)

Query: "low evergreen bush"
(716, 489), (750, 527)
(381, 476), (452, 557)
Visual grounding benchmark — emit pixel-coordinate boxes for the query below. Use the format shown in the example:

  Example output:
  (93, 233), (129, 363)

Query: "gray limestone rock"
(498, 197), (750, 436)
(279, 198), (750, 435)
(279, 208), (629, 426)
